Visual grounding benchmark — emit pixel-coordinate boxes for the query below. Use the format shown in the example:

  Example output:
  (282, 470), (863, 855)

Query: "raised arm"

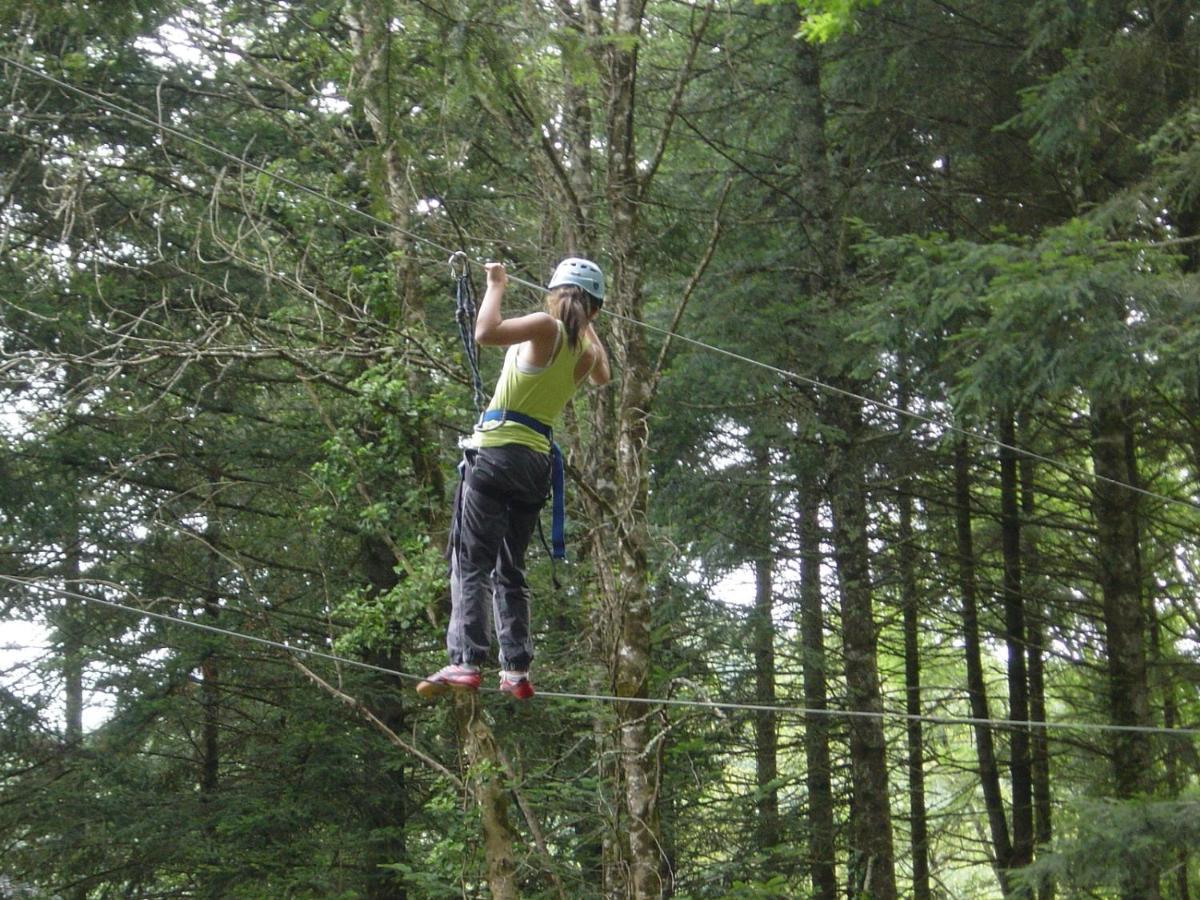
(474, 262), (558, 348)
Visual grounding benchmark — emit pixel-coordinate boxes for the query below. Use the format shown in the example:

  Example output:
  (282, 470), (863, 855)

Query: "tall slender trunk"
(826, 396), (896, 899)
(60, 570), (85, 900)
(1190, 371), (1200, 500)
(1155, 0), (1200, 274)
(457, 695), (518, 900)
(346, 0), (422, 331)
(60, 368), (85, 751)
(1090, 398), (1153, 785)
(1152, 617), (1190, 900)
(609, 307), (660, 898)
(200, 480), (222, 801)
(1089, 396), (1158, 900)
(361, 534), (411, 900)
(783, 14), (881, 892)
(798, 487), (837, 900)
(898, 476), (930, 900)
(60, 518), (86, 900)
(1018, 440), (1053, 900)
(61, 532), (84, 748)
(954, 439), (1014, 892)
(58, 417), (87, 900)
(588, 692), (618, 893)
(343, 7), (458, 895)
(998, 412), (1033, 874)
(1186, 367), (1200, 899)
(197, 476), (223, 889)
(201, 484), (221, 799)
(593, 2), (665, 894)
(751, 445), (780, 860)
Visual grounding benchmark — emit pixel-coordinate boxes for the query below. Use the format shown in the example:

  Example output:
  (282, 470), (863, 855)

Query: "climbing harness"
(477, 408), (567, 560)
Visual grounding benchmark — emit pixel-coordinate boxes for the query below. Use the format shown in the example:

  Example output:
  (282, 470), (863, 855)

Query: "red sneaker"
(416, 664), (481, 699)
(499, 672), (534, 701)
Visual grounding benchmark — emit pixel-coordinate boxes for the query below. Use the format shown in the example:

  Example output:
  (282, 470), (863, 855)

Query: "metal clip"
(448, 250), (469, 280)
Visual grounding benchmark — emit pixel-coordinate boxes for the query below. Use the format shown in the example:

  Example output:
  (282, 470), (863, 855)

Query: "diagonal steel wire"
(3, 574), (1197, 738)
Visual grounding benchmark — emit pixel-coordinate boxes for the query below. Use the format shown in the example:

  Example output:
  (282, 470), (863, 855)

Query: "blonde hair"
(546, 284), (600, 351)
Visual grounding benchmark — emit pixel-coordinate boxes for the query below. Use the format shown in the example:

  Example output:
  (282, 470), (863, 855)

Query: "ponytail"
(546, 285), (599, 351)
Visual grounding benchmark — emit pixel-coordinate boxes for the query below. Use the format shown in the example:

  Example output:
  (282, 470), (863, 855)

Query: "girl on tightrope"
(418, 258), (610, 700)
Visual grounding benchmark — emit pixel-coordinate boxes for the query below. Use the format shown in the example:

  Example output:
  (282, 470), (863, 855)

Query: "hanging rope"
(450, 251), (486, 413)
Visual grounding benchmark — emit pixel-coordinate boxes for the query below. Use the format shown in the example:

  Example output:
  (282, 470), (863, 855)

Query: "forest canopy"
(2, 1), (1199, 898)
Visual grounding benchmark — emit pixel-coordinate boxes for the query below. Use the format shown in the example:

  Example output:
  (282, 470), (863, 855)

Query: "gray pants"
(447, 445), (550, 672)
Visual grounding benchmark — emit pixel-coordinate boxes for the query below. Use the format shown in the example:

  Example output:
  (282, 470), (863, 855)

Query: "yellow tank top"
(473, 321), (589, 454)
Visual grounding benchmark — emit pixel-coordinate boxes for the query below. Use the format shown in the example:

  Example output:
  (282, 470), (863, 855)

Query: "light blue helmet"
(548, 257), (604, 304)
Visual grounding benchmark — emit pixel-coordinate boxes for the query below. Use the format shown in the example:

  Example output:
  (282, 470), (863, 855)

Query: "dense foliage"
(2, 1), (1198, 898)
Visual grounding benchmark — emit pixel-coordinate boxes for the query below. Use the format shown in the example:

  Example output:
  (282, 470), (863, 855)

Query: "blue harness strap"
(478, 409), (567, 560)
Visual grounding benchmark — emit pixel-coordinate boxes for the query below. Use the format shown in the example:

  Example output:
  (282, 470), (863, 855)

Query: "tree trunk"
(1155, 0), (1200, 274)
(998, 411), (1033, 874)
(898, 475), (930, 900)
(54, 367), (88, 900)
(610, 377), (661, 898)
(1150, 27), (1195, 895)
(1019, 441), (1053, 900)
(1089, 396), (1159, 899)
(798, 485), (837, 900)
(592, 2), (666, 894)
(356, 539), (413, 900)
(60, 514), (87, 900)
(826, 396), (897, 900)
(457, 695), (519, 900)
(201, 490), (221, 800)
(60, 369), (85, 753)
(344, 6), (468, 895)
(782, 15), (883, 892)
(1152, 616), (1190, 900)
(751, 445), (780, 860)
(61, 532), (84, 748)
(954, 438), (1014, 891)
(346, 0), (423, 330)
